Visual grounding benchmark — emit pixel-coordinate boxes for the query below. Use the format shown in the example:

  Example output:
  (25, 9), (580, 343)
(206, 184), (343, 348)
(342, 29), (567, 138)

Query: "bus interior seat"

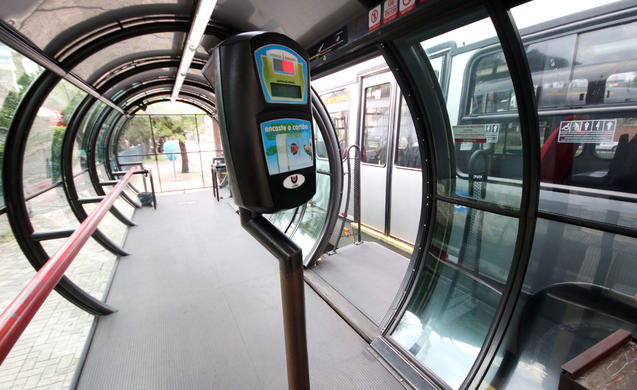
(610, 134), (637, 193)
(568, 133), (630, 191)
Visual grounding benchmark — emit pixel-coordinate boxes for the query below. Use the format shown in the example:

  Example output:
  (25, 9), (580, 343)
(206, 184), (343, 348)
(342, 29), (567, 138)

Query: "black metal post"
(239, 208), (310, 390)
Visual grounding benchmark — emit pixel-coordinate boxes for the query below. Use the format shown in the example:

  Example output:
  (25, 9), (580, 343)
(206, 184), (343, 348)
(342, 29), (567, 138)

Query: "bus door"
(359, 72), (397, 233)
(389, 95), (422, 243)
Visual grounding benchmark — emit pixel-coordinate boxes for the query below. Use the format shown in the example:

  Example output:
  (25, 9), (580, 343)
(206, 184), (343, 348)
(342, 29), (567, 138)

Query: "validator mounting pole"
(239, 208), (310, 390)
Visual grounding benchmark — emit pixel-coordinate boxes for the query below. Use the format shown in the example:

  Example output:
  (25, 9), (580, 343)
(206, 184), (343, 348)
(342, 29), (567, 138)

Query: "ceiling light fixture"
(170, 0), (217, 103)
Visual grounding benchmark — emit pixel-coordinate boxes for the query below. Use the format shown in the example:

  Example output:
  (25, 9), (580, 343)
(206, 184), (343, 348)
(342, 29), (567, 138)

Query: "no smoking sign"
(368, 4), (381, 31)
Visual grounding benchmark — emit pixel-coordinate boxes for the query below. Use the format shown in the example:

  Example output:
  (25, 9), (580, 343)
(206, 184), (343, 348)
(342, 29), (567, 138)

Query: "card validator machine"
(202, 31), (315, 214)
(202, 32), (312, 390)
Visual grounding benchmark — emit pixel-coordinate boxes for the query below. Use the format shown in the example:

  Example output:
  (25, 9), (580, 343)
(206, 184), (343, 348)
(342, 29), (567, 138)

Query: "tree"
(0, 72), (36, 129)
(152, 116), (195, 173)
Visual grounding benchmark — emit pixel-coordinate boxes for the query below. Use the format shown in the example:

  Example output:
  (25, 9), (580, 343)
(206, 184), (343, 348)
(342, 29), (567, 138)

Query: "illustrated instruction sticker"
(383, 0), (398, 23)
(558, 120), (616, 144)
(260, 118), (313, 175)
(399, 0), (416, 16)
(369, 5), (382, 32)
(485, 123), (500, 144)
(452, 125), (487, 143)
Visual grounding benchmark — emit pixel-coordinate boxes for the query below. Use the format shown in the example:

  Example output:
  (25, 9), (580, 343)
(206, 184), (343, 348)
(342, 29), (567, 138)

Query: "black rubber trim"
(299, 90), (344, 267)
(463, 2), (541, 388)
(538, 211), (637, 239)
(371, 338), (438, 390)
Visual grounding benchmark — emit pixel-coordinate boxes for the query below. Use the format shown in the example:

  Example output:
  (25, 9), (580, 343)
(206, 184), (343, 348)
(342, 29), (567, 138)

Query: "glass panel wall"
(391, 202), (518, 388)
(22, 80), (86, 197)
(478, 1), (637, 389)
(389, 12), (525, 389)
(1, 43), (43, 208)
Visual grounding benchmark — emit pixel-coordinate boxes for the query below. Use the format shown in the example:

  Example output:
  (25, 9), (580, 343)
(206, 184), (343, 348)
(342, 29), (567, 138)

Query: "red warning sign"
(399, 0), (416, 16)
(383, 0), (398, 23)
(369, 5), (382, 32)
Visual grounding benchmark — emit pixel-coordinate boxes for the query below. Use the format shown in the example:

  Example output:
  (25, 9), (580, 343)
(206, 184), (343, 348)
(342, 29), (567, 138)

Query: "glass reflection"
(392, 258), (500, 389)
(420, 18), (523, 209)
(481, 219), (637, 390)
(392, 201), (517, 388)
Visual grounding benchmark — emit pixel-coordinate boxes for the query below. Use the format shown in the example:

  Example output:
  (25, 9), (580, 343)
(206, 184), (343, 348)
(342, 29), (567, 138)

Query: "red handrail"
(0, 169), (135, 364)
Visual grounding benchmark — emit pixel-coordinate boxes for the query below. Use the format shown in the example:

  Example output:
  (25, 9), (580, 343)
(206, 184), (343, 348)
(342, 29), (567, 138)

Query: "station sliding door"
(359, 72), (397, 233)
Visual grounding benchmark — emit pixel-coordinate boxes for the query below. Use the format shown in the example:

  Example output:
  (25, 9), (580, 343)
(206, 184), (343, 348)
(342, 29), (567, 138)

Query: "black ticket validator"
(202, 31), (316, 214)
(202, 32), (311, 390)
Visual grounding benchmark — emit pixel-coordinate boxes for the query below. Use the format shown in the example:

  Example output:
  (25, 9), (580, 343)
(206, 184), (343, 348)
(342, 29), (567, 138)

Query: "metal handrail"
(0, 169), (135, 364)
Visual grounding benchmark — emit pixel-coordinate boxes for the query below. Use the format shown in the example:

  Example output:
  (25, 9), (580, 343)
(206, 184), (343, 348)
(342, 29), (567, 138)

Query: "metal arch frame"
(103, 72), (212, 101)
(120, 88), (216, 115)
(57, 18), (233, 71)
(128, 97), (215, 117)
(370, 37), (452, 390)
(375, 39), (440, 338)
(2, 70), (115, 315)
(84, 107), (138, 225)
(95, 58), (208, 92)
(53, 15), (233, 63)
(111, 79), (215, 108)
(60, 96), (130, 257)
(464, 1), (540, 387)
(297, 89), (343, 267)
(113, 99), (215, 173)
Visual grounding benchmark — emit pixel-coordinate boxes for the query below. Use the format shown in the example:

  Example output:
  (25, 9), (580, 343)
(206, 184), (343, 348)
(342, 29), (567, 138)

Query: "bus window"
(320, 88), (350, 154)
(526, 34), (579, 108)
(394, 96), (421, 169)
(361, 83), (391, 165)
(469, 52), (517, 114)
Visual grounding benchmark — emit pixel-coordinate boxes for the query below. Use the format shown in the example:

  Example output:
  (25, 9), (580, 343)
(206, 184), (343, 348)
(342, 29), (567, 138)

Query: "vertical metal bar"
(148, 171), (157, 209)
(195, 115), (206, 188)
(239, 209), (310, 390)
(148, 115), (163, 193)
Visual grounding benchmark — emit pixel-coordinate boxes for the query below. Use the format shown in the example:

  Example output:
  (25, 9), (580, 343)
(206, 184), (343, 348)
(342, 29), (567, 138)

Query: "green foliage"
(0, 72), (36, 129)
(151, 116), (195, 173)
(151, 116), (190, 142)
(50, 126), (65, 182)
